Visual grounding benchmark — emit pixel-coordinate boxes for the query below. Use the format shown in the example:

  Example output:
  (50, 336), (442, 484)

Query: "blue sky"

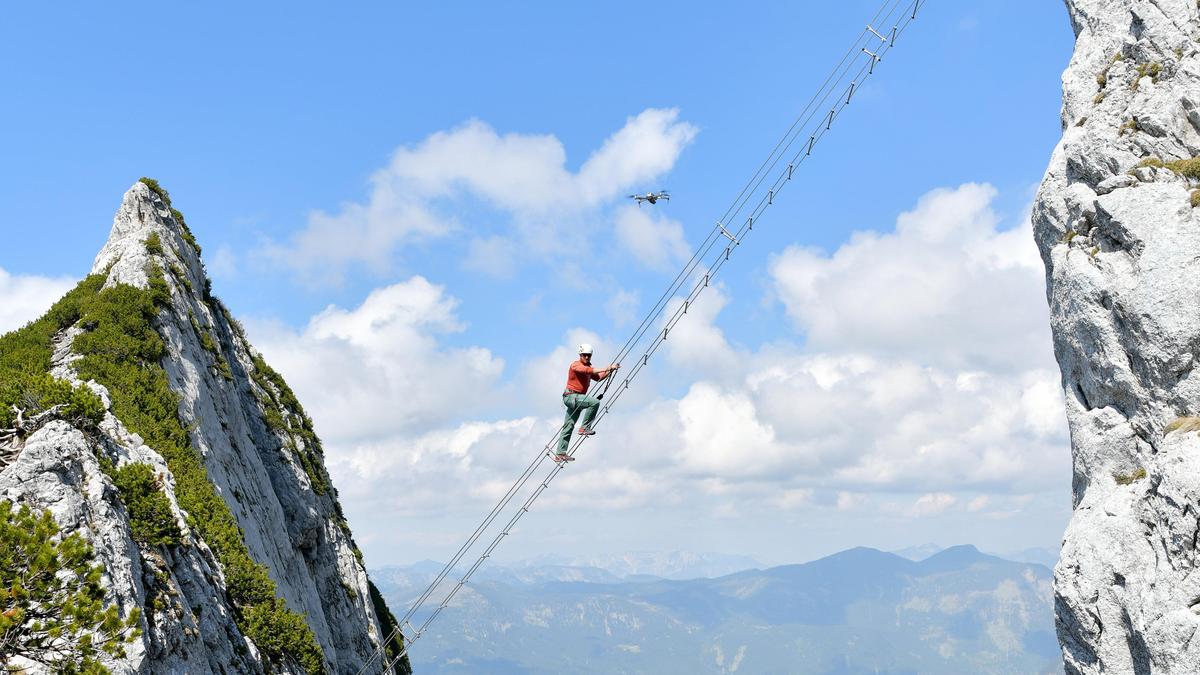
(2, 1), (1077, 567)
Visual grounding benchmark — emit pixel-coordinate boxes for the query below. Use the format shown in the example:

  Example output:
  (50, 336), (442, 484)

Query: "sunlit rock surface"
(1033, 0), (1200, 671)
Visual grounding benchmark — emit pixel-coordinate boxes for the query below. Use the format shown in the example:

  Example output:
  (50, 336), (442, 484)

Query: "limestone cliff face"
(0, 183), (403, 673)
(1033, 0), (1200, 671)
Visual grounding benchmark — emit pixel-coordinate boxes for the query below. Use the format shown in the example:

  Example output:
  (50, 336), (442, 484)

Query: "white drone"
(629, 190), (670, 206)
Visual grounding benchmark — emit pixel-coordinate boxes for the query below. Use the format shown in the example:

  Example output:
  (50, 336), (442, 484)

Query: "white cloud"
(613, 204), (690, 270)
(208, 245), (238, 279)
(612, 349), (1066, 494)
(659, 286), (744, 383)
(911, 493), (957, 517)
(541, 467), (664, 511)
(247, 276), (505, 444)
(336, 416), (543, 517)
(1021, 376), (1067, 436)
(770, 183), (1052, 372)
(594, 184), (1069, 495)
(675, 383), (778, 476)
(462, 235), (519, 279)
(263, 109), (697, 280)
(381, 109), (695, 213)
(837, 491), (867, 512)
(0, 267), (76, 334)
(605, 289), (640, 327)
(773, 488), (814, 510)
(572, 109), (698, 205)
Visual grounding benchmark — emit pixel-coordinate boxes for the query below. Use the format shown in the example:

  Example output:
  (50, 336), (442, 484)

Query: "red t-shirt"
(565, 360), (600, 394)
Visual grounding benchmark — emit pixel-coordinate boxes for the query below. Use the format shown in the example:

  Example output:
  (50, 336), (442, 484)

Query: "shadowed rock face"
(1033, 0), (1200, 672)
(0, 183), (398, 673)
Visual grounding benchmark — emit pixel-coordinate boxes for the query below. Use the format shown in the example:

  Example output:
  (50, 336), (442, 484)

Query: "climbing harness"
(357, 0), (925, 671)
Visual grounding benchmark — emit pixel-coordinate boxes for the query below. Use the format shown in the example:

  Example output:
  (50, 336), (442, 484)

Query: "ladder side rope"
(609, 0), (911, 387)
(608, 3), (904, 371)
(708, 3), (909, 271)
(593, 5), (923, 440)
(713, 0), (907, 231)
(609, 0), (911, 376)
(360, 1), (923, 671)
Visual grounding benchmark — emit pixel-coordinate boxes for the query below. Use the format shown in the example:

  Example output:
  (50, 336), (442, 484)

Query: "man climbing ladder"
(555, 344), (619, 462)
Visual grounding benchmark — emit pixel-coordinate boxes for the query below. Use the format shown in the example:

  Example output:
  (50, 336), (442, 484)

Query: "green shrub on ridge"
(0, 500), (142, 671)
(250, 354), (331, 496)
(144, 232), (164, 256)
(138, 177), (201, 256)
(1138, 156), (1200, 178)
(110, 462), (182, 547)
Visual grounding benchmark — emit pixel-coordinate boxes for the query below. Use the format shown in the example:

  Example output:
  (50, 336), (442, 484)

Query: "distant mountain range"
(373, 545), (1058, 674)
(515, 550), (765, 581)
(892, 543), (1060, 570)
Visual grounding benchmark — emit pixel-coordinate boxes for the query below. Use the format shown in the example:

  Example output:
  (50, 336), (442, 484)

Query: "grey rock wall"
(0, 420), (263, 674)
(1034, 0), (1200, 672)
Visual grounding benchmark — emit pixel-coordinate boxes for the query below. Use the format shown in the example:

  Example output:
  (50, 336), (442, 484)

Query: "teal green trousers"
(557, 392), (600, 454)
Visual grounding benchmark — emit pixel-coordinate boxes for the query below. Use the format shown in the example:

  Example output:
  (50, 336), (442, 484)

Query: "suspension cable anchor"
(912, 0), (921, 19)
(846, 81), (856, 104)
(768, 190), (773, 205)
(890, 26), (898, 46)
(747, 216), (753, 231)
(806, 136), (814, 156)
(826, 109), (835, 130)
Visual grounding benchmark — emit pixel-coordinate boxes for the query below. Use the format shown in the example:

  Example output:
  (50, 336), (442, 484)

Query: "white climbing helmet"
(578, 343), (594, 355)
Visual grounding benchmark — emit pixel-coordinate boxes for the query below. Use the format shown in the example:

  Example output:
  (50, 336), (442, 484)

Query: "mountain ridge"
(375, 544), (1056, 674)
(0, 180), (407, 673)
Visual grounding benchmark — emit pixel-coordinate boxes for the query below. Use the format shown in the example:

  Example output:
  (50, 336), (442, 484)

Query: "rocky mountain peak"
(0, 180), (409, 673)
(92, 180), (205, 293)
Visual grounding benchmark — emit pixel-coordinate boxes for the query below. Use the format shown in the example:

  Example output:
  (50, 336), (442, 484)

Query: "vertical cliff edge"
(1033, 0), (1200, 671)
(0, 181), (409, 674)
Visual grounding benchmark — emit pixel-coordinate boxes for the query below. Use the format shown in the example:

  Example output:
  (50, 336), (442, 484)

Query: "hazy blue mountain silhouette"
(376, 545), (1057, 674)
